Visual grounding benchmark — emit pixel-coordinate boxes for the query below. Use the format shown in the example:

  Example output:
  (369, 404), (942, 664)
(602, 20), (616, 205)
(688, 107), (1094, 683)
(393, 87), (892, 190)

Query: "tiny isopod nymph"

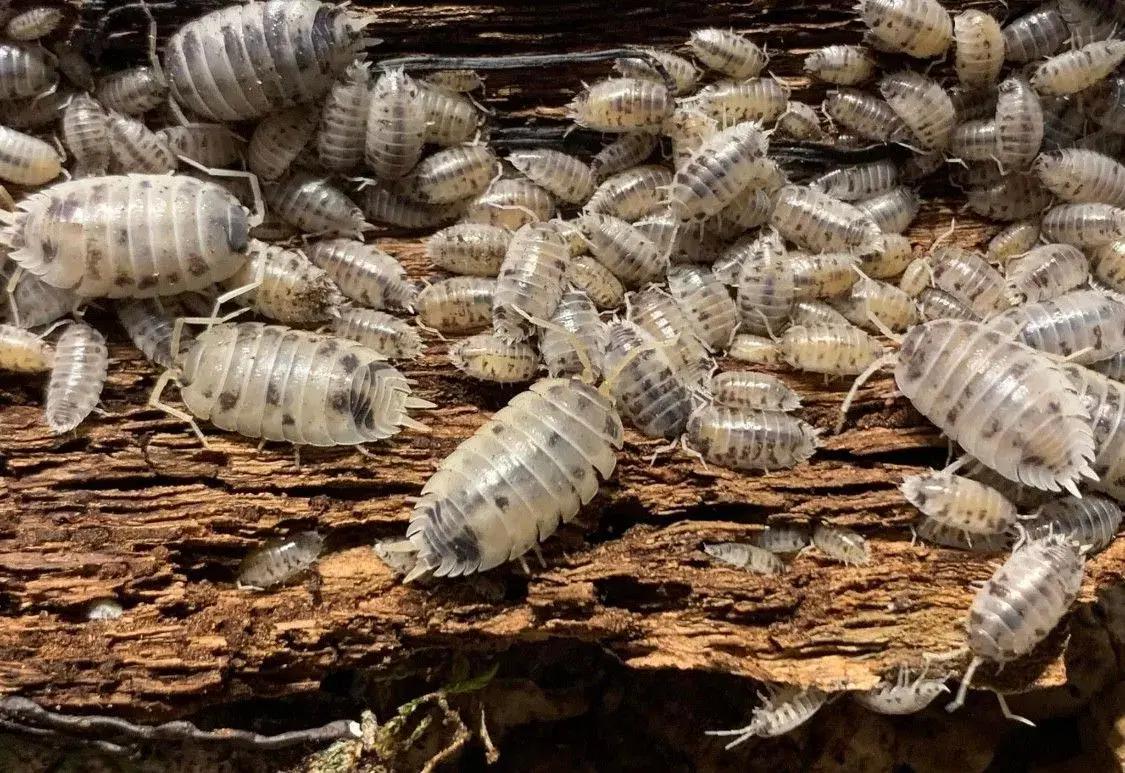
(0, 125), (62, 185)
(46, 323), (108, 435)
(812, 523), (870, 565)
(237, 532), (325, 590)
(900, 471), (1019, 537)
(804, 45), (877, 85)
(703, 542), (786, 574)
(686, 403), (818, 471)
(711, 371), (801, 412)
(450, 332), (539, 384)
(332, 308), (423, 360)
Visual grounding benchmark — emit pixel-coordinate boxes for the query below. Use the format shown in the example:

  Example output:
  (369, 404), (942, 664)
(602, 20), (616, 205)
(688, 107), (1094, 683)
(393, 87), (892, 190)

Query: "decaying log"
(4, 0), (1122, 744)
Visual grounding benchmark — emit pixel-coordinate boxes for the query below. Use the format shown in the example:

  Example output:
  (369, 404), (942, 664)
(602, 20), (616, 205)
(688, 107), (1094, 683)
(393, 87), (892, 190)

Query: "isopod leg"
(148, 369), (207, 447)
(4, 266), (24, 328)
(834, 353), (895, 434)
(945, 655), (981, 714)
(176, 155), (265, 228)
(995, 693), (1035, 727)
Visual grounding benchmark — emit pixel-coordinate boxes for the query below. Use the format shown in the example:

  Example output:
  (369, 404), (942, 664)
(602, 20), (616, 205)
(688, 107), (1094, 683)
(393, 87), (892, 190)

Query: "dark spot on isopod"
(218, 391), (239, 411)
(491, 424), (504, 435)
(282, 413), (296, 426)
(330, 391), (349, 412)
(340, 353), (359, 373)
(494, 495), (509, 510)
(137, 274), (158, 291)
(266, 381), (281, 406)
(187, 255), (209, 278)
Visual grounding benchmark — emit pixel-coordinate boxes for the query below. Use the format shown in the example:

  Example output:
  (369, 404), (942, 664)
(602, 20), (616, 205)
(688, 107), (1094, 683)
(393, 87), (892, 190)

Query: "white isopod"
(45, 322), (108, 434)
(237, 532), (325, 590)
(854, 669), (949, 714)
(901, 471), (1019, 538)
(811, 523), (870, 565)
(707, 686), (827, 749)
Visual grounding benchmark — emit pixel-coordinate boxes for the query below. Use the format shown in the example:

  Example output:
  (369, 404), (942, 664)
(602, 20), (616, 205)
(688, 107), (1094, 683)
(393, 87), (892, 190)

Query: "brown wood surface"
(7, 0), (1122, 734)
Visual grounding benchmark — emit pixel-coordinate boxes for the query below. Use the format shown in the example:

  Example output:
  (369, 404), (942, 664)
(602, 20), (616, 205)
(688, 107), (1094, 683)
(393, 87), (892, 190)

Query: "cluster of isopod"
(3, 0), (1125, 744)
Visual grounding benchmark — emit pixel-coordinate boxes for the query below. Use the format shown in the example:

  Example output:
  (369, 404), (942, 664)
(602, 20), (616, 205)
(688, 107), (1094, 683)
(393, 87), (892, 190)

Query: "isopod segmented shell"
(811, 523), (869, 564)
(265, 171), (369, 238)
(317, 59), (372, 171)
(306, 238), (416, 312)
(857, 0), (952, 58)
(688, 28), (767, 79)
(417, 276), (496, 334)
(710, 371), (800, 412)
(332, 308), (423, 360)
(238, 532), (325, 590)
(568, 77), (674, 132)
(492, 222), (569, 343)
(780, 323), (886, 376)
(687, 403), (818, 471)
(1024, 494), (1122, 553)
(427, 223), (511, 277)
(901, 471), (1018, 536)
(365, 68), (426, 181)
(804, 45), (877, 85)
(703, 542), (786, 574)
(45, 322), (108, 434)
(953, 10), (1004, 89)
(508, 149), (594, 205)
(0, 323), (54, 372)
(450, 331), (539, 384)
(539, 289), (608, 379)
(0, 125), (61, 185)
(604, 319), (694, 439)
(249, 106), (319, 181)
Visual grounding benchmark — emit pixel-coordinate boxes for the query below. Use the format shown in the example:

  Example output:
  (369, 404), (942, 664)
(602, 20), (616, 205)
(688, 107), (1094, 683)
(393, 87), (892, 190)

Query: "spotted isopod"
(424, 69), (483, 93)
(710, 371), (800, 412)
(0, 41), (57, 100)
(450, 332), (539, 384)
(859, 0), (952, 57)
(803, 45), (877, 85)
(356, 183), (461, 230)
(427, 223), (511, 277)
(577, 213), (667, 288)
(265, 171), (368, 238)
(604, 319), (694, 439)
(627, 286), (712, 385)
(688, 28), (766, 79)
(317, 60), (371, 171)
(332, 308), (423, 360)
(949, 120), (998, 162)
(947, 534), (1085, 722)
(489, 221), (569, 343)
(776, 102), (829, 142)
(0, 323), (53, 372)
(463, 177), (554, 229)
(789, 252), (860, 300)
(917, 287), (979, 321)
(508, 149), (594, 205)
(159, 123), (246, 168)
(901, 471), (1019, 538)
(96, 66), (167, 117)
(770, 185), (885, 256)
(667, 265), (739, 350)
(667, 121), (769, 221)
(402, 144), (498, 205)
(237, 532), (325, 590)
(824, 88), (908, 143)
(930, 247), (1010, 317)
(707, 686), (827, 749)
(834, 275), (920, 332)
(614, 49), (699, 95)
(913, 514), (1010, 551)
(116, 297), (197, 370)
(736, 236), (795, 336)
(1089, 349), (1125, 380)
(812, 159), (899, 202)
(856, 187), (920, 235)
(729, 333), (782, 366)
(249, 106), (319, 181)
(1036, 149), (1125, 208)
(995, 76), (1044, 171)
(1024, 495), (1122, 553)
(223, 243), (345, 326)
(364, 68), (426, 181)
(417, 276), (495, 334)
(1032, 40), (1125, 97)
(753, 524), (811, 555)
(590, 132), (658, 181)
(1002, 4), (1068, 63)
(987, 220), (1040, 264)
(567, 77), (674, 132)
(45, 322), (108, 434)
(0, 125), (61, 186)
(967, 174), (1052, 221)
(811, 522), (870, 564)
(1, 174), (252, 298)
(1004, 244), (1089, 304)
(780, 323), (886, 376)
(686, 403), (817, 471)
(853, 669), (949, 715)
(703, 542), (786, 574)
(164, 0), (368, 122)
(106, 112), (176, 174)
(566, 254), (625, 311)
(791, 299), (851, 328)
(539, 290), (607, 379)
(1042, 203), (1125, 248)
(663, 107), (719, 171)
(1061, 362), (1125, 501)
(690, 78), (789, 126)
(404, 377), (623, 579)
(306, 238), (416, 312)
(584, 165), (671, 220)
(5, 6), (64, 41)
(953, 10), (1005, 90)
(4, 87), (72, 131)
(417, 80), (481, 147)
(859, 233), (914, 279)
(879, 70), (956, 151)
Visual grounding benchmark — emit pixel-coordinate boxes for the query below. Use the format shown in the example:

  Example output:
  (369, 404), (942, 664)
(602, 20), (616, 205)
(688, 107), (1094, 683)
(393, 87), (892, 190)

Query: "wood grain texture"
(9, 0), (1119, 730)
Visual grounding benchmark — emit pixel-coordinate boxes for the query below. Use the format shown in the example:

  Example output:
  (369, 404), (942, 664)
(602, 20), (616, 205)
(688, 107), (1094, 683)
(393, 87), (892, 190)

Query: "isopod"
(667, 265), (739, 349)
(332, 308), (423, 360)
(615, 49), (699, 95)
(703, 542), (786, 574)
(953, 10), (1005, 89)
(106, 112), (176, 174)
(0, 41), (57, 99)
(590, 132), (658, 180)
(5, 6), (64, 41)
(729, 333), (782, 365)
(164, 0), (368, 121)
(949, 120), (998, 162)
(663, 107), (719, 170)
(966, 174), (1051, 221)
(51, 43), (93, 91)
(688, 28), (767, 79)
(223, 242), (345, 326)
(1004, 244), (1089, 303)
(508, 149), (594, 205)
(1032, 40), (1125, 96)
(834, 275), (920, 332)
(917, 287), (979, 321)
(913, 514), (1010, 551)
(450, 332), (539, 383)
(627, 285), (712, 384)
(770, 185), (885, 256)
(811, 523), (869, 564)
(402, 144), (497, 204)
(994, 76), (1044, 171)
(404, 377), (623, 579)
(86, 598), (124, 621)
(577, 213), (666, 288)
(604, 319), (694, 438)
(417, 80), (481, 147)
(0, 324), (53, 372)
(687, 402), (817, 471)
(0, 125), (61, 185)
(265, 171), (368, 238)
(357, 183), (462, 230)
(855, 187), (920, 234)
(424, 69), (483, 93)
(707, 686), (827, 749)
(812, 159), (899, 202)
(789, 252), (860, 300)
(858, 0), (952, 57)
(667, 121), (769, 220)
(1024, 494), (1122, 553)
(947, 534), (1085, 722)
(116, 297), (196, 369)
(1042, 203), (1125, 248)
(539, 289), (607, 379)
(853, 669), (949, 715)
(803, 45), (877, 85)
(1036, 148), (1125, 208)
(249, 106), (319, 181)
(859, 233), (914, 279)
(159, 123), (246, 168)
(96, 66), (167, 116)
(45, 322), (107, 434)
(566, 254), (625, 310)
(584, 165), (671, 220)
(930, 247), (1010, 316)
(1062, 362), (1125, 500)
(1, 174), (251, 298)
(753, 524), (811, 555)
(780, 323), (885, 376)
(237, 532), (325, 590)
(776, 102), (829, 141)
(791, 299), (852, 327)
(690, 78), (789, 126)
(987, 220), (1040, 264)
(317, 60), (372, 171)
(710, 371), (800, 412)
(901, 471), (1019, 537)
(1002, 4), (1068, 63)
(462, 176), (553, 229)
(567, 77), (673, 132)
(0, 259), (76, 329)
(492, 222), (569, 343)
(736, 235), (795, 335)
(306, 238), (416, 312)
(879, 70), (955, 150)
(365, 68), (426, 181)
(427, 223), (511, 277)
(417, 276), (495, 334)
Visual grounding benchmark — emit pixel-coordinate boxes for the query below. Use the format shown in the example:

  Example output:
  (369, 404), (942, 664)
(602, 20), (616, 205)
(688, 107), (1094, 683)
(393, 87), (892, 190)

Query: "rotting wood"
(4, 0), (1114, 730)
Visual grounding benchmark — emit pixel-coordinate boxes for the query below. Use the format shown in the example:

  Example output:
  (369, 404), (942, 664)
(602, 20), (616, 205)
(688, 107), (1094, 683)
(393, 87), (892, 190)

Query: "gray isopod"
(603, 319), (694, 439)
(823, 88), (908, 142)
(96, 66), (167, 116)
(318, 60), (372, 171)
(667, 265), (739, 349)
(417, 276), (496, 334)
(264, 171), (369, 238)
(584, 165), (671, 220)
(332, 308), (423, 360)
(237, 532), (325, 590)
(116, 297), (197, 369)
(753, 524), (811, 555)
(306, 238), (416, 312)
(703, 542), (786, 574)
(46, 322), (108, 434)
(357, 183), (462, 230)
(1002, 5), (1068, 63)
(812, 523), (870, 565)
(5, 6), (64, 41)
(249, 106), (319, 181)
(1024, 495), (1122, 553)
(857, 0), (952, 58)
(812, 159), (899, 202)
(105, 112), (176, 174)
(710, 371), (800, 412)
(1004, 244), (1089, 303)
(0, 41), (58, 99)
(427, 223), (511, 277)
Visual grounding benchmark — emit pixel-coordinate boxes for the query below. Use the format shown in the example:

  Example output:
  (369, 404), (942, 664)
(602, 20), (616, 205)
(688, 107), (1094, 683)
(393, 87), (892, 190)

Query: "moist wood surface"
(7, 0), (1119, 727)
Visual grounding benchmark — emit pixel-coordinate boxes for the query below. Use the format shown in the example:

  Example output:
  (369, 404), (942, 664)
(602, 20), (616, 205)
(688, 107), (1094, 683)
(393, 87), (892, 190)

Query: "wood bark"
(5, 0), (1122, 732)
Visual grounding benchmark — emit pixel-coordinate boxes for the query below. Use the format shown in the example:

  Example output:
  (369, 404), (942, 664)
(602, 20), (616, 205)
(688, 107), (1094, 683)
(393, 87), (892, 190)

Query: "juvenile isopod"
(834, 274), (920, 332)
(306, 238), (416, 312)
(566, 254), (625, 311)
(249, 106), (319, 181)
(710, 371), (800, 412)
(365, 68), (426, 181)
(332, 308), (423, 360)
(85, 598), (124, 621)
(0, 323), (53, 372)
(947, 534), (1085, 723)
(994, 76), (1044, 171)
(627, 285), (712, 384)
(577, 213), (666, 288)
(880, 70), (955, 151)
(164, 0), (368, 122)
(667, 122), (769, 220)
(604, 319), (694, 439)
(686, 402), (816, 471)
(462, 176), (553, 229)
(265, 172), (368, 238)
(987, 220), (1040, 264)
(357, 183), (462, 230)
(584, 165), (671, 220)
(493, 222), (569, 343)
(223, 243), (345, 326)
(0, 41), (57, 99)
(736, 235), (795, 335)
(0, 259), (76, 329)
(1004, 244), (1088, 303)
(5, 6), (64, 41)
(402, 144), (498, 205)
(614, 49), (699, 95)
(770, 185), (885, 256)
(729, 333), (782, 365)
(427, 223), (511, 277)
(811, 522), (870, 564)
(237, 532), (325, 590)
(508, 149), (594, 205)
(2, 174), (252, 298)
(803, 45), (877, 85)
(901, 471), (1019, 538)
(424, 69), (483, 93)
(159, 123), (246, 168)
(688, 28), (767, 79)
(1024, 494), (1122, 553)
(953, 10), (1005, 90)
(967, 174), (1051, 221)
(707, 686), (827, 749)
(163, 322), (430, 445)
(317, 60), (371, 171)
(1002, 4), (1068, 63)
(116, 297), (197, 369)
(1061, 362), (1125, 499)
(780, 323), (885, 376)
(403, 377), (623, 579)
(930, 247), (1010, 317)
(853, 669), (949, 715)
(667, 265), (739, 349)
(45, 322), (107, 434)
(913, 514), (1010, 551)
(811, 160), (899, 202)
(690, 78), (789, 126)
(824, 88), (909, 143)
(791, 299), (852, 327)
(0, 125), (61, 185)
(703, 542), (786, 574)
(450, 331), (539, 383)
(96, 66), (167, 116)
(753, 524), (811, 555)
(1042, 203), (1125, 248)
(590, 132), (658, 181)
(539, 289), (607, 379)
(417, 276), (496, 334)
(106, 112), (176, 174)
(855, 187), (920, 234)
(775, 102), (829, 142)
(568, 77), (674, 132)
(1031, 40), (1125, 97)
(1036, 149), (1125, 208)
